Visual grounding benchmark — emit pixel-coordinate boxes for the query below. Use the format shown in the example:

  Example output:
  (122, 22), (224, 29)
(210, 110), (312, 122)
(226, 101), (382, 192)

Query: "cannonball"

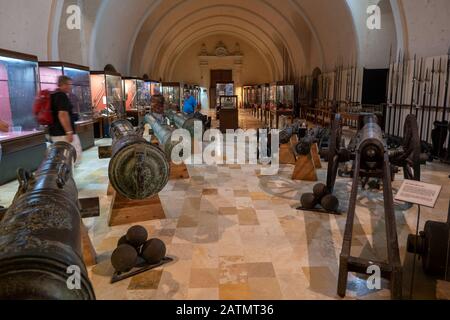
(321, 194), (339, 212)
(117, 235), (130, 247)
(301, 193), (318, 210)
(313, 183), (329, 200)
(111, 244), (138, 273)
(126, 225), (148, 247)
(141, 239), (167, 265)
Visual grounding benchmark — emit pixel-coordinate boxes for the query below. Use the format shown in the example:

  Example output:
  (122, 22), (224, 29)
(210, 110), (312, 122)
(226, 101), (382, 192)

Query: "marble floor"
(0, 110), (449, 300)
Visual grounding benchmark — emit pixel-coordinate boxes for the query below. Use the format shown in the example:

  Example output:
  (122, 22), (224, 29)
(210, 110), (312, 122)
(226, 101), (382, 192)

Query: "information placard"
(395, 180), (442, 208)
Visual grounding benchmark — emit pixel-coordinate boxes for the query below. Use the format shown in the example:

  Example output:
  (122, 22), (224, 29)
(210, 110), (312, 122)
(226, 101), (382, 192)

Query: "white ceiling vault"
(84, 0), (360, 79)
(2, 0), (449, 81)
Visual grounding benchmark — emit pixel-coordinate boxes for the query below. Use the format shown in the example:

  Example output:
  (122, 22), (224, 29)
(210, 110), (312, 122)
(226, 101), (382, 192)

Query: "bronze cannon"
(108, 119), (170, 200)
(144, 113), (182, 159)
(165, 109), (201, 137)
(0, 142), (96, 300)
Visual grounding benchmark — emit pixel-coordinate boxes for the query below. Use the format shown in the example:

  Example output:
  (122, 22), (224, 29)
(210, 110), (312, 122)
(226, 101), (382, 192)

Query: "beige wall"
(170, 35), (272, 85)
(0, 0), (53, 59)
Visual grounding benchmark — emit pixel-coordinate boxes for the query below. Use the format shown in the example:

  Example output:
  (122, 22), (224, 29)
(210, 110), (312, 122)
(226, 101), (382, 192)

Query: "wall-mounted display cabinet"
(162, 82), (181, 111)
(90, 70), (124, 138)
(0, 49), (47, 185)
(39, 61), (95, 150)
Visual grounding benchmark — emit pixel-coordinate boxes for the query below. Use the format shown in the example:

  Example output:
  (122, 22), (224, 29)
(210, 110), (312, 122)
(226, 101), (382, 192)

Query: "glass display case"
(162, 82), (181, 111)
(216, 82), (234, 106)
(269, 82), (295, 111)
(123, 77), (147, 126)
(0, 51), (40, 133)
(39, 61), (95, 150)
(279, 83), (295, 110)
(142, 80), (161, 106)
(243, 85), (252, 108)
(219, 95), (238, 109)
(39, 62), (93, 119)
(0, 49), (47, 185)
(90, 71), (124, 138)
(256, 85), (263, 105)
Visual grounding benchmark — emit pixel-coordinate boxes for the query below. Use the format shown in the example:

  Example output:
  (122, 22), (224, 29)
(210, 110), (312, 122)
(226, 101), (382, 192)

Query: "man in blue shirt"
(183, 92), (198, 115)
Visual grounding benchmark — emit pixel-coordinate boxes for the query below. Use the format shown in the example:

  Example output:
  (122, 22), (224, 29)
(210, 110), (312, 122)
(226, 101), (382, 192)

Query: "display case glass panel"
(283, 84), (295, 109)
(136, 79), (147, 107)
(0, 52), (40, 138)
(162, 83), (181, 111)
(106, 74), (124, 116)
(91, 72), (124, 118)
(219, 95), (238, 109)
(39, 66), (62, 91)
(256, 86), (263, 105)
(263, 84), (270, 106)
(64, 67), (92, 119)
(243, 86), (251, 107)
(123, 79), (137, 111)
(269, 83), (277, 106)
(39, 64), (93, 120)
(216, 82), (234, 106)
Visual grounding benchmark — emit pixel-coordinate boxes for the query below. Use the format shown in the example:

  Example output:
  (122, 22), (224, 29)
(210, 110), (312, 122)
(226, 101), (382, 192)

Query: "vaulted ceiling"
(4, 0), (449, 81)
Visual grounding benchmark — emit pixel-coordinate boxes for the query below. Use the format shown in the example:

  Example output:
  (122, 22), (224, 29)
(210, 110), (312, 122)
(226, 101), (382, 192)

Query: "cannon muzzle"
(0, 142), (95, 300)
(109, 120), (170, 200)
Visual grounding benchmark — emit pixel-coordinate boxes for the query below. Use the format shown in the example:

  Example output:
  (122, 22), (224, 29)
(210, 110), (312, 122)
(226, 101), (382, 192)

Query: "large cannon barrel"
(144, 113), (180, 158)
(165, 109), (198, 137)
(109, 120), (170, 200)
(357, 115), (386, 170)
(0, 142), (95, 300)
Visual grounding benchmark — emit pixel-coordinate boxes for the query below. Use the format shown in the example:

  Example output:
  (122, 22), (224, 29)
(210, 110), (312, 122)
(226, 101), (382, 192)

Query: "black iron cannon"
(294, 126), (331, 156)
(107, 119), (170, 200)
(407, 200), (450, 278)
(0, 142), (96, 300)
(336, 114), (403, 299)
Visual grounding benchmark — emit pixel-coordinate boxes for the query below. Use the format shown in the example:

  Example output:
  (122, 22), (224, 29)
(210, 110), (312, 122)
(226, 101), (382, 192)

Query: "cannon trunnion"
(0, 142), (95, 300)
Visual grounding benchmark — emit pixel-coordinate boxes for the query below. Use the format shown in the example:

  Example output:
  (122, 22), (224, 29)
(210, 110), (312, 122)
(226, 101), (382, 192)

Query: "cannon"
(407, 200), (450, 278)
(337, 114), (403, 299)
(144, 113), (182, 159)
(278, 120), (307, 145)
(294, 126), (331, 156)
(108, 119), (170, 200)
(165, 109), (201, 137)
(0, 142), (96, 300)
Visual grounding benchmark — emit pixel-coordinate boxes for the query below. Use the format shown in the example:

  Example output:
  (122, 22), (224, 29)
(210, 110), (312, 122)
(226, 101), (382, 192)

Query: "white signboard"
(395, 180), (442, 208)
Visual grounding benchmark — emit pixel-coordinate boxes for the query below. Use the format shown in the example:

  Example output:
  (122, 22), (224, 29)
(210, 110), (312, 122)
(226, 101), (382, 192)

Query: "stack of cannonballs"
(301, 183), (340, 212)
(111, 225), (167, 273)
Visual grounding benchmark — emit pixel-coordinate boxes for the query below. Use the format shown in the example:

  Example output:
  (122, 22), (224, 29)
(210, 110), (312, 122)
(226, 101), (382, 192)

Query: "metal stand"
(337, 153), (403, 300)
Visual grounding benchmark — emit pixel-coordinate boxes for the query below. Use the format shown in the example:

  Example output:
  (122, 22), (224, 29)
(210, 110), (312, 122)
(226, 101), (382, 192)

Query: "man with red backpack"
(47, 76), (82, 165)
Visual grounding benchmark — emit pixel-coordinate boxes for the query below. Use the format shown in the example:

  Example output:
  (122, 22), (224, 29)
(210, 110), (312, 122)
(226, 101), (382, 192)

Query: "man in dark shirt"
(49, 76), (82, 165)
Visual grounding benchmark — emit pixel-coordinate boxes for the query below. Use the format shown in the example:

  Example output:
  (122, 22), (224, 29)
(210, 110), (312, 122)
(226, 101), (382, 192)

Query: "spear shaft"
(442, 46), (450, 122)
(434, 58), (442, 122)
(410, 55), (417, 114)
(415, 58), (424, 118)
(420, 69), (430, 142)
(397, 51), (407, 137)
(393, 51), (401, 136)
(425, 59), (436, 143)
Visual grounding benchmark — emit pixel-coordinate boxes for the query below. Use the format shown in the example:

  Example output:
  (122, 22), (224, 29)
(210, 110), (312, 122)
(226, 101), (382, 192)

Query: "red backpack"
(33, 90), (53, 126)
